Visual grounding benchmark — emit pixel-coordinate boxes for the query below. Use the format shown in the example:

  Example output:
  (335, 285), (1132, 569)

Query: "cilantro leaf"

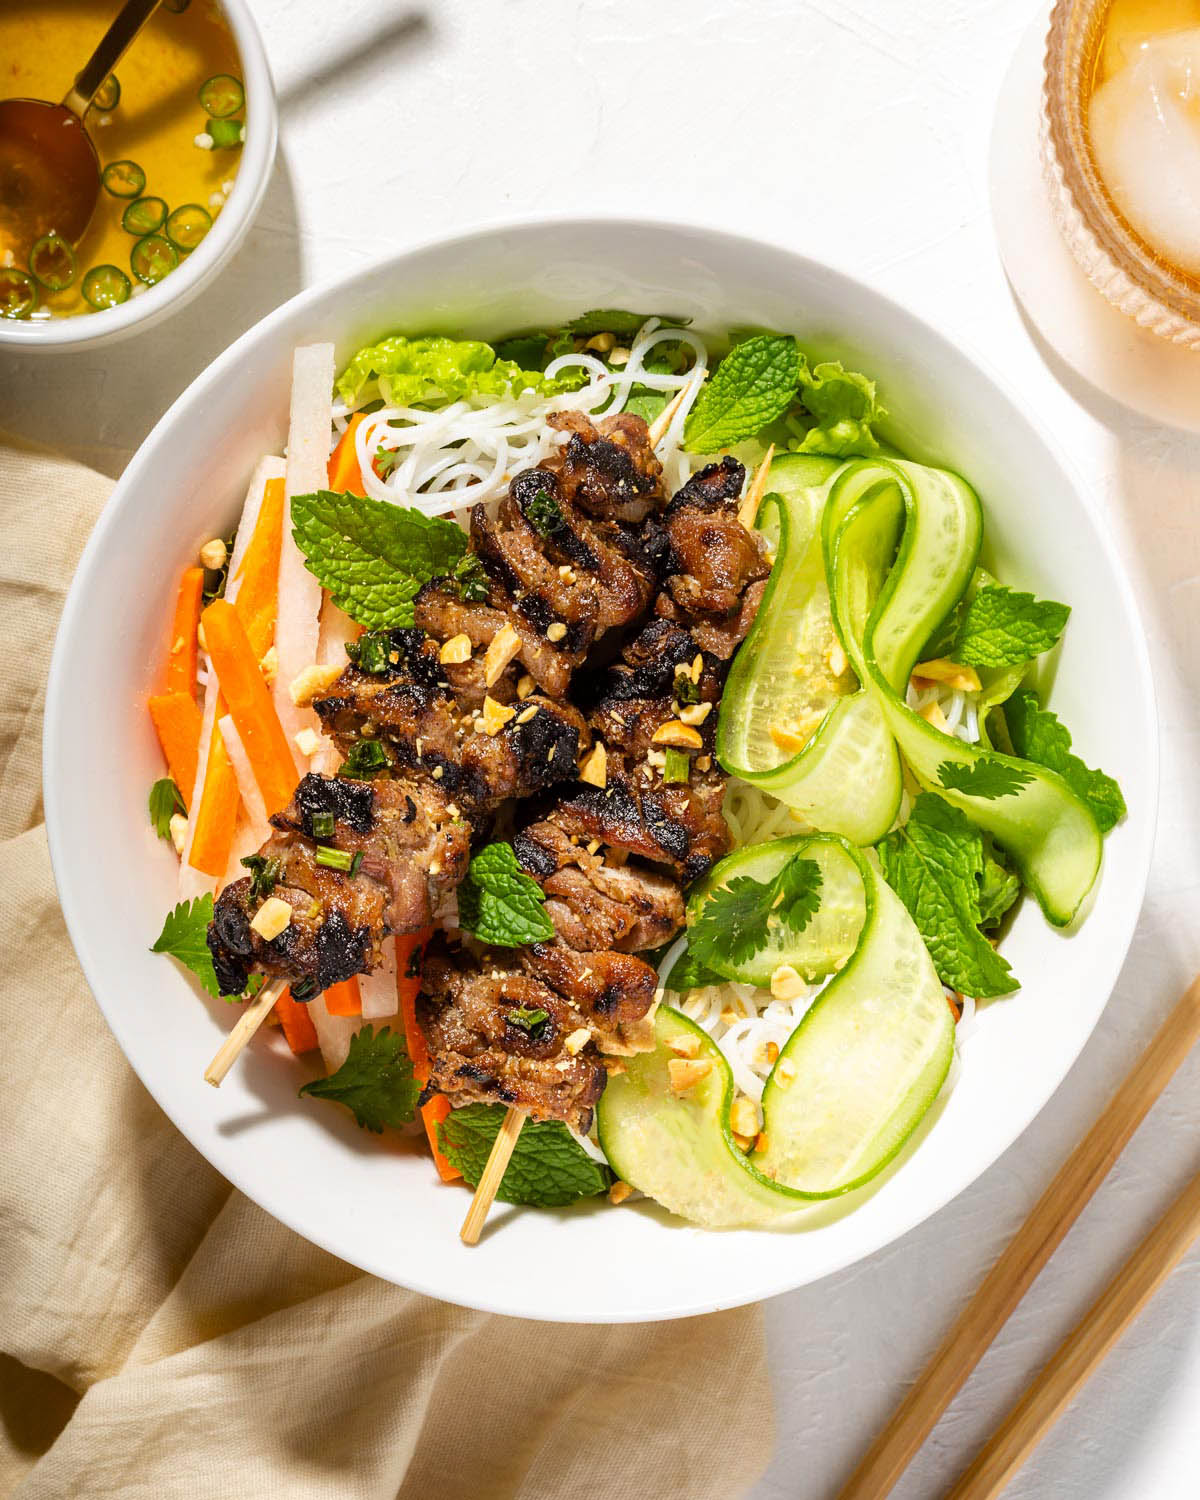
(952, 586), (1070, 668)
(788, 360), (885, 457)
(688, 854), (823, 970)
(291, 489), (468, 629)
(299, 1024), (419, 1132)
(664, 946), (727, 991)
(937, 757), (1034, 801)
(683, 335), (802, 452)
(565, 309), (689, 337)
(148, 777), (184, 840)
(877, 795), (1017, 998)
(1005, 691), (1126, 833)
(151, 895), (220, 998)
(438, 1102), (612, 1206)
(335, 333), (582, 407)
(456, 842), (555, 947)
(492, 332), (551, 367)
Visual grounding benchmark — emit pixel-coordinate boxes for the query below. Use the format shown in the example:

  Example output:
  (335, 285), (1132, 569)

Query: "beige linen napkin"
(0, 436), (772, 1500)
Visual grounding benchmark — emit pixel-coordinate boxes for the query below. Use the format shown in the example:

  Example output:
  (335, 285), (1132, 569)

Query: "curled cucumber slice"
(596, 836), (955, 1226)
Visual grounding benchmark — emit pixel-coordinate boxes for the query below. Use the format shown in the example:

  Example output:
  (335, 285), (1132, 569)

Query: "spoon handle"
(62, 0), (162, 117)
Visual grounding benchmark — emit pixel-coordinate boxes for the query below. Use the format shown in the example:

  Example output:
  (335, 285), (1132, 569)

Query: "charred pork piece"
(207, 774), (469, 999)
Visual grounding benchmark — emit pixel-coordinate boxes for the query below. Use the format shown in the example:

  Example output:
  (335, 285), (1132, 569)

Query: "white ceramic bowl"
(0, 0), (276, 353)
(44, 219), (1157, 1322)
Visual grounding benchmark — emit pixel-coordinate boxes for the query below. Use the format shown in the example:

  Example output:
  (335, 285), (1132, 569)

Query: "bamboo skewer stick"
(738, 444), (776, 529)
(460, 1105), (526, 1245)
(948, 1161), (1200, 1500)
(647, 385), (691, 448)
(836, 972), (1200, 1500)
(204, 976), (288, 1087)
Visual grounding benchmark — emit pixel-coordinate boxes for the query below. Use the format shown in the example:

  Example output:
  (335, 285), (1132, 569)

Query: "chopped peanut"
(730, 1095), (759, 1138)
(668, 1057), (713, 1093)
(439, 632), (473, 665)
(479, 695), (515, 736)
(250, 896), (292, 941)
(515, 705), (538, 725)
(258, 645), (278, 684)
(579, 740), (607, 787)
(827, 638), (848, 678)
(546, 621), (567, 643)
(484, 622), (521, 686)
(695, 754), (712, 772)
(609, 347), (630, 367)
(294, 727), (320, 758)
(651, 720), (703, 749)
(168, 813), (188, 855)
(775, 1058), (797, 1088)
(199, 537), (228, 570)
(912, 658), (982, 692)
(516, 673), (535, 699)
(196, 621), (207, 652)
(584, 331), (616, 353)
(769, 724), (807, 754)
(289, 663), (342, 706)
(918, 698), (949, 731)
(754, 1132), (769, 1153)
(666, 1032), (701, 1059)
(691, 653), (704, 681)
(608, 1179), (634, 1204)
(678, 701), (712, 727)
(564, 1027), (591, 1055)
(770, 964), (806, 1001)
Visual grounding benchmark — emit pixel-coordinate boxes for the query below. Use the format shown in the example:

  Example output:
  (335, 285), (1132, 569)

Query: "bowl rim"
(0, 0), (277, 352)
(42, 213), (1160, 1319)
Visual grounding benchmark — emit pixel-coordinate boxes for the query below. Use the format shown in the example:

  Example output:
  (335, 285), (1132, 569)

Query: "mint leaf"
(664, 946), (726, 991)
(291, 490), (468, 629)
(952, 586), (1070, 668)
(149, 777), (184, 840)
(979, 844), (1021, 931)
(438, 1102), (612, 1206)
(877, 795), (1017, 998)
(788, 360), (885, 457)
(152, 895), (220, 998)
(937, 758), (1034, 801)
(1005, 691), (1126, 834)
(299, 1024), (418, 1132)
(683, 335), (802, 452)
(335, 333), (582, 407)
(457, 842), (555, 947)
(566, 309), (674, 337)
(688, 854), (822, 970)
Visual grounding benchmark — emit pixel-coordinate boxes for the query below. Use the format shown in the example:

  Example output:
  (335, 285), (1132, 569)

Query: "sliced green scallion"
(199, 74), (244, 119)
(0, 268), (37, 318)
(240, 853), (282, 902)
(339, 740), (390, 779)
(165, 202), (212, 251)
(101, 159), (145, 198)
(310, 811), (336, 839)
(81, 264), (131, 309)
(93, 74), (120, 110)
(315, 846), (362, 874)
(291, 976), (317, 1002)
(29, 231), (76, 290)
(663, 747), (691, 784)
(130, 234), (179, 285)
(122, 196), (167, 236)
(207, 116), (244, 149)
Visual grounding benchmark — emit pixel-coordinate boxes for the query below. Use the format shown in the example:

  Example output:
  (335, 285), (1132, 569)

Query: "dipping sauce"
(0, 0), (243, 319)
(1088, 0), (1200, 280)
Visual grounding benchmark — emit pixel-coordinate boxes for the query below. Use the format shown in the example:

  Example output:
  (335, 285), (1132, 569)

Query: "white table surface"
(5, 1), (1200, 1495)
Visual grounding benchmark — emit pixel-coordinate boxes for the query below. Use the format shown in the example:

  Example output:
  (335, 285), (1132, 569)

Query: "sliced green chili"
(165, 202), (212, 251)
(199, 74), (244, 118)
(29, 231), (76, 290)
(207, 117), (244, 149)
(0, 268), (37, 319)
(81, 264), (131, 309)
(101, 159), (145, 198)
(93, 74), (120, 110)
(122, 196), (167, 236)
(130, 234), (178, 285)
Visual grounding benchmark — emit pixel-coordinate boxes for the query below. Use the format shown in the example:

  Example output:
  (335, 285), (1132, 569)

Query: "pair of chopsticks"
(838, 973), (1200, 1500)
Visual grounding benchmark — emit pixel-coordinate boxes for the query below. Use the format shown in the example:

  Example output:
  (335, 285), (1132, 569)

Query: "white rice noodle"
(359, 938), (399, 1020)
(274, 343), (334, 749)
(722, 779), (802, 848)
(307, 992), (362, 1073)
(217, 713), (269, 847)
(905, 678), (983, 745)
(176, 458), (285, 897)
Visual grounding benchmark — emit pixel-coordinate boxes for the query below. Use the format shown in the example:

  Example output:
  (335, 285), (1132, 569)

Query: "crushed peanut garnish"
(484, 622), (521, 686)
(479, 695), (515, 736)
(666, 1032), (701, 1059)
(585, 839), (601, 855)
(608, 1179), (634, 1204)
(651, 720), (704, 749)
(827, 638), (849, 678)
(516, 674), (535, 700)
(196, 621), (207, 652)
(199, 537), (228, 570)
(730, 1096), (759, 1138)
(668, 1057), (713, 1093)
(695, 754), (712, 772)
(432, 765), (444, 779)
(584, 330), (616, 353)
(258, 645), (278, 684)
(918, 698), (949, 731)
(289, 663), (342, 706)
(579, 740), (607, 787)
(515, 705), (538, 725)
(770, 964), (806, 1001)
(769, 724), (806, 754)
(439, 632), (472, 665)
(678, 701), (712, 726)
(250, 897), (293, 941)
(754, 1132), (769, 1153)
(168, 813), (187, 855)
(295, 727), (320, 758)
(564, 1027), (591, 1055)
(546, 621), (568, 643)
(912, 658), (982, 692)
(775, 1059), (797, 1087)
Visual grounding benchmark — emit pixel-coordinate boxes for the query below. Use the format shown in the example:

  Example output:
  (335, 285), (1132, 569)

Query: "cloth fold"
(0, 436), (772, 1500)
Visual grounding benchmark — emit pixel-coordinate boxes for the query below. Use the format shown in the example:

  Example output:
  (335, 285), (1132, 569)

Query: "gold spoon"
(0, 0), (162, 265)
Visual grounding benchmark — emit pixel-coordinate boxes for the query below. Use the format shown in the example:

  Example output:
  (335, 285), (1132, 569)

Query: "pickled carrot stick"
(231, 475), (286, 660)
(327, 412), (366, 495)
(148, 691), (202, 811)
(188, 730), (240, 878)
(166, 567), (205, 697)
(323, 976), (362, 1018)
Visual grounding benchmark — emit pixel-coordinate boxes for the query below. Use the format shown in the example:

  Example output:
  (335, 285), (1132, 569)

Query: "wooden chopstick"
(947, 1160), (1200, 1498)
(837, 972), (1200, 1500)
(204, 975), (288, 1086)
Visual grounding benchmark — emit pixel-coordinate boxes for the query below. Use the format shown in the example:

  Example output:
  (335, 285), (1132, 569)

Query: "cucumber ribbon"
(720, 455), (1102, 927)
(595, 836), (955, 1227)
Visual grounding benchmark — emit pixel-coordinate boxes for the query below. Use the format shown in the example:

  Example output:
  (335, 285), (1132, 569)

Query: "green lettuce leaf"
(788, 360), (886, 456)
(683, 335), (802, 452)
(876, 794), (1017, 997)
(438, 1103), (612, 1206)
(456, 842), (555, 947)
(1004, 691), (1126, 834)
(291, 489), (468, 628)
(952, 585), (1070, 668)
(335, 334), (582, 408)
(300, 1025), (419, 1132)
